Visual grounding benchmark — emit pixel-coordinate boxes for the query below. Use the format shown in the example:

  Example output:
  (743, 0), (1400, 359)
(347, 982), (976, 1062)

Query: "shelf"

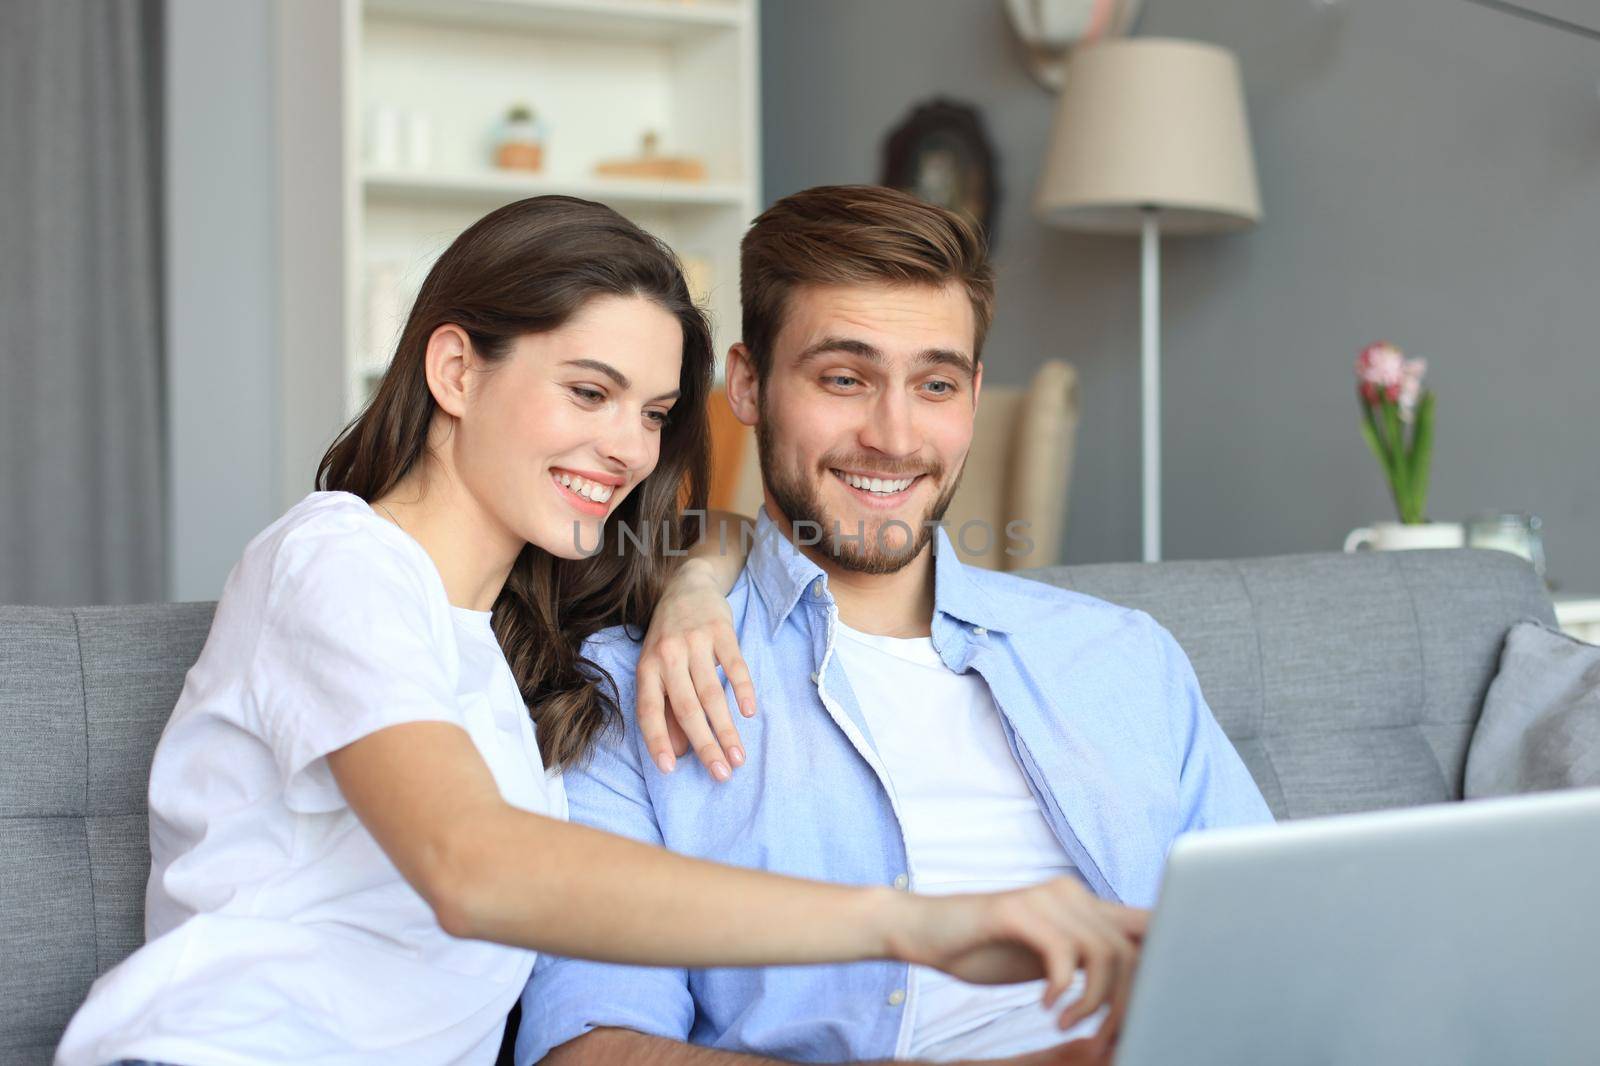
(363, 168), (750, 210)
(1554, 596), (1600, 623)
(363, 0), (744, 42)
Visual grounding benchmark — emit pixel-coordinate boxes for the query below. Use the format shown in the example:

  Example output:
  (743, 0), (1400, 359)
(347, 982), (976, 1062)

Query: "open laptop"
(1114, 787), (1600, 1066)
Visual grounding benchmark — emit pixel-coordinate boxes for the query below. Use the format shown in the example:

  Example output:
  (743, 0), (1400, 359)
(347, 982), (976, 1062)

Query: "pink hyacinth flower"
(1397, 356), (1427, 421)
(1356, 342), (1406, 390)
(1356, 342), (1427, 412)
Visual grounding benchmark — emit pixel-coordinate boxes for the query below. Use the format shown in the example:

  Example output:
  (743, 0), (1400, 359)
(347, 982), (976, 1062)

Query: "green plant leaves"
(1359, 391), (1434, 524)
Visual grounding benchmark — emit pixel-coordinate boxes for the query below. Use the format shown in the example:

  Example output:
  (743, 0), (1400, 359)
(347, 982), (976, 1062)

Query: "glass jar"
(1465, 512), (1546, 580)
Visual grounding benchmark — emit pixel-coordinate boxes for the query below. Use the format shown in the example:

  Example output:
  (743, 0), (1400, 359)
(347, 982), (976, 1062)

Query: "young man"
(516, 185), (1273, 1066)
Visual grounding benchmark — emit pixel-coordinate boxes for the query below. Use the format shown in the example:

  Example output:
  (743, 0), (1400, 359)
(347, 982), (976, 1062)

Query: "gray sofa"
(0, 547), (1554, 1064)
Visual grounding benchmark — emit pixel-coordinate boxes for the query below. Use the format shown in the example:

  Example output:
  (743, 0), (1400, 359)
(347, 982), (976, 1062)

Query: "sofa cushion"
(1464, 619), (1600, 797)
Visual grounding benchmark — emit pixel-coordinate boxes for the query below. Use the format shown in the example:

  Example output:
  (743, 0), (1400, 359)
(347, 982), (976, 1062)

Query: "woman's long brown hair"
(317, 196), (713, 769)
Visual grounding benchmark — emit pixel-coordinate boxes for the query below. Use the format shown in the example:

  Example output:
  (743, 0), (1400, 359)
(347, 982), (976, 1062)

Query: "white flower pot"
(1343, 521), (1464, 553)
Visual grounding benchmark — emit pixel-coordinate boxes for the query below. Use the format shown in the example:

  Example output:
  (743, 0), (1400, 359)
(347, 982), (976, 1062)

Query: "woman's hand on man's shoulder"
(635, 557), (756, 784)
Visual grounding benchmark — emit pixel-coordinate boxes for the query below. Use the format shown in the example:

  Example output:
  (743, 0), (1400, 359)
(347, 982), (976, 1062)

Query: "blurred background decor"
(1003, 0), (1146, 87)
(880, 98), (1001, 246)
(1466, 512), (1547, 580)
(329, 0), (758, 425)
(4, 0), (1599, 611)
(1033, 36), (1261, 563)
(596, 130), (708, 182)
(364, 101), (434, 170)
(493, 104), (547, 172)
(1343, 341), (1456, 550)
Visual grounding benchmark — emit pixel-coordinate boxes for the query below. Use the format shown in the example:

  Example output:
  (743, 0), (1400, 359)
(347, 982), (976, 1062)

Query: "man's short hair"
(739, 184), (996, 382)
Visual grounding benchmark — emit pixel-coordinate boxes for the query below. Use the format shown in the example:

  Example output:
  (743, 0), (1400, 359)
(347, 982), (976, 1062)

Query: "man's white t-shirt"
(831, 619), (1100, 1062)
(56, 491), (566, 1066)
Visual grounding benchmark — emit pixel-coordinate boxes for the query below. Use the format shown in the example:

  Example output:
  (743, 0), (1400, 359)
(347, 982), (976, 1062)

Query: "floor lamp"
(1035, 39), (1261, 562)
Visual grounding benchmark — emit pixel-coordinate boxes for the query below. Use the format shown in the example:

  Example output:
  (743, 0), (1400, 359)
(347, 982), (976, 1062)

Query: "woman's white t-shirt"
(56, 491), (567, 1066)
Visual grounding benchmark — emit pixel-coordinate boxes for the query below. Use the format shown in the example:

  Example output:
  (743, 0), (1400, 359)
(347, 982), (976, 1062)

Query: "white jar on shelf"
(364, 103), (403, 169)
(401, 111), (433, 170)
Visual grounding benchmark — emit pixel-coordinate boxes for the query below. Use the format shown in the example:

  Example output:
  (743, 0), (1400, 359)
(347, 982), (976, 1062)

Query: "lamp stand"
(1140, 207), (1162, 563)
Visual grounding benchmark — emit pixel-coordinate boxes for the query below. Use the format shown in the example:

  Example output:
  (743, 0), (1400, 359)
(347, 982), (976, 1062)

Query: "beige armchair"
(708, 360), (1080, 571)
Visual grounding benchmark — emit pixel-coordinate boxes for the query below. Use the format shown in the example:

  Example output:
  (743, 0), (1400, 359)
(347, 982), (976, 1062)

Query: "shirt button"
(812, 579), (825, 597)
(973, 625), (987, 636)
(892, 874), (909, 890)
(887, 989), (906, 1007)
(809, 671), (819, 685)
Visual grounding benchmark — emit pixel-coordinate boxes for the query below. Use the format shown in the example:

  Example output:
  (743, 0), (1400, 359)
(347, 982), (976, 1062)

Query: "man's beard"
(755, 408), (964, 575)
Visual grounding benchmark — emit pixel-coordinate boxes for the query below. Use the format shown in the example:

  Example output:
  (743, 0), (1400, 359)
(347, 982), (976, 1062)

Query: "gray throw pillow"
(1464, 619), (1600, 798)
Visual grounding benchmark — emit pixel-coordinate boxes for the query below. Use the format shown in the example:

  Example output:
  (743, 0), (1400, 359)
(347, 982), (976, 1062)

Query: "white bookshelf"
(277, 0), (761, 440)
(362, 169), (751, 209)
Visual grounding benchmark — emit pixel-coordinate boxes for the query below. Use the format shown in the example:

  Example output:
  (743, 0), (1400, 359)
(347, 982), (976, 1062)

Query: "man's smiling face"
(740, 280), (982, 574)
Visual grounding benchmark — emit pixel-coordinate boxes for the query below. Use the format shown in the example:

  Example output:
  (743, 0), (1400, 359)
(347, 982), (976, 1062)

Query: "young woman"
(56, 197), (1142, 1066)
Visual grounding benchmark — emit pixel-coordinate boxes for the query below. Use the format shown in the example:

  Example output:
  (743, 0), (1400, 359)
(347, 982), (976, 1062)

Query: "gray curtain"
(0, 0), (165, 605)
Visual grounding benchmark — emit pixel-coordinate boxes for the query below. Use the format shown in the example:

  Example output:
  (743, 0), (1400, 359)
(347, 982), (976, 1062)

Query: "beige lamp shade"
(1036, 38), (1261, 234)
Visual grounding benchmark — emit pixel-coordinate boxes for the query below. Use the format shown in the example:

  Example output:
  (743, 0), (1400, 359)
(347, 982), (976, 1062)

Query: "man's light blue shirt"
(518, 511), (1272, 1064)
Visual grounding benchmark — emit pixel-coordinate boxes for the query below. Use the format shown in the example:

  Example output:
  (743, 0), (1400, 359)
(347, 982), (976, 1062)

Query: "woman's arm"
(636, 509), (757, 779)
(327, 720), (1143, 1031)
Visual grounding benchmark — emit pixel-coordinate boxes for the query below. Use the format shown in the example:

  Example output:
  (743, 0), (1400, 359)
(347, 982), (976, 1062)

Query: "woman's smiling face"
(451, 293), (684, 560)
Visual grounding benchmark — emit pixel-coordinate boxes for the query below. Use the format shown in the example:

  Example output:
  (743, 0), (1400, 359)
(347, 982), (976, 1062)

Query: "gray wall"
(165, 0), (281, 601)
(760, 0), (1600, 592)
(164, 0), (348, 604)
